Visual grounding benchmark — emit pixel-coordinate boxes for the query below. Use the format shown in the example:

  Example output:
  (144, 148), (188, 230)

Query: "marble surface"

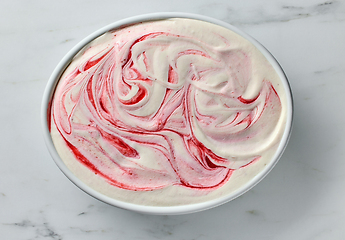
(1, 0), (345, 239)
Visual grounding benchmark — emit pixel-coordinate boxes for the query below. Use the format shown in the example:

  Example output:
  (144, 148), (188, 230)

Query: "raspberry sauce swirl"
(50, 19), (284, 201)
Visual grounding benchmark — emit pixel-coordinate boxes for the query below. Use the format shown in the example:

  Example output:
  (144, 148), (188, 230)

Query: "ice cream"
(48, 18), (288, 206)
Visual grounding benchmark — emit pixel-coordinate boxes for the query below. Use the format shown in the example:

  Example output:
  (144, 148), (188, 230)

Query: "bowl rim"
(41, 12), (294, 215)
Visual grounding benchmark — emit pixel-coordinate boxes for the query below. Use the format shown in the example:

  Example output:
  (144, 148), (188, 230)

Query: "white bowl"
(41, 12), (293, 215)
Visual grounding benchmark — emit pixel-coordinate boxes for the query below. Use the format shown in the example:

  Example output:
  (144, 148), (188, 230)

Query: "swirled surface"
(50, 19), (285, 203)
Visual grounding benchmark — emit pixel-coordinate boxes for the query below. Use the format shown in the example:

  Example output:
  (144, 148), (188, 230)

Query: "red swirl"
(51, 30), (282, 191)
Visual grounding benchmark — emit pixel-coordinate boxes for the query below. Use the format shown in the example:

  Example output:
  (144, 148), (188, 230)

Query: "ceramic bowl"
(41, 12), (293, 215)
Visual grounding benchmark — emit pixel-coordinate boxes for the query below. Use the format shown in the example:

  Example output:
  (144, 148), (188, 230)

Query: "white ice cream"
(49, 18), (287, 206)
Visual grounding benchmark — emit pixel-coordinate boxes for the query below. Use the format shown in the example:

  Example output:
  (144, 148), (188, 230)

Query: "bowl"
(41, 12), (293, 215)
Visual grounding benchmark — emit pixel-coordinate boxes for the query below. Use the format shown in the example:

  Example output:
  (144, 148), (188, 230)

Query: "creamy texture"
(49, 18), (287, 206)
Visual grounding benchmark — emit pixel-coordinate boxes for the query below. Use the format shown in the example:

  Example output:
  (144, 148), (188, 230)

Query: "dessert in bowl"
(42, 13), (293, 215)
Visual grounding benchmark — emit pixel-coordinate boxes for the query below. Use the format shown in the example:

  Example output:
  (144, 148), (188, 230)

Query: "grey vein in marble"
(199, 0), (343, 25)
(4, 220), (62, 240)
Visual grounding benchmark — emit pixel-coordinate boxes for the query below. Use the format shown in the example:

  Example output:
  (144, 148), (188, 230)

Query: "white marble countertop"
(1, 0), (345, 239)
